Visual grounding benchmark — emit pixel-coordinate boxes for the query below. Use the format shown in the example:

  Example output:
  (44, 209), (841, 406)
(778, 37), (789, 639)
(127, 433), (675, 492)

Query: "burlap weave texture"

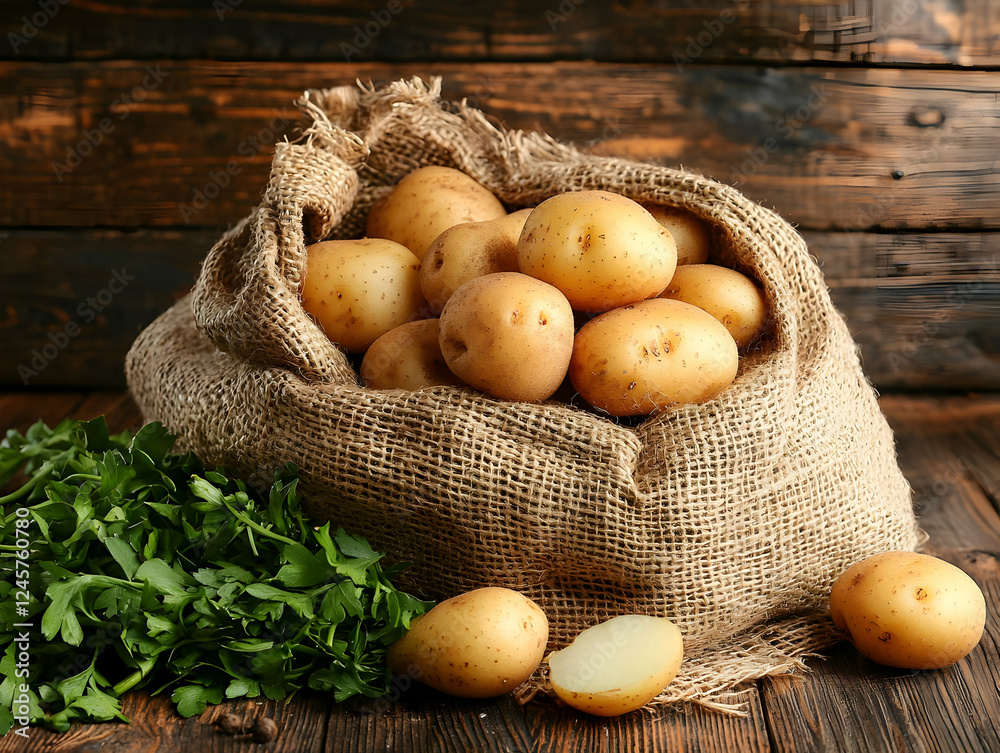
(126, 77), (920, 709)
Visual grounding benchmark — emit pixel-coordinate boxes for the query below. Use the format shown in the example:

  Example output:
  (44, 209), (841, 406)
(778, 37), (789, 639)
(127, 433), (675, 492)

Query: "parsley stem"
(113, 656), (158, 696)
(220, 498), (298, 547)
(0, 459), (54, 505)
(64, 473), (102, 482)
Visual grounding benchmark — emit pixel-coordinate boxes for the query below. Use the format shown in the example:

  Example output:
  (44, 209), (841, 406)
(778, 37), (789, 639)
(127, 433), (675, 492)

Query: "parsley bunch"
(0, 417), (432, 732)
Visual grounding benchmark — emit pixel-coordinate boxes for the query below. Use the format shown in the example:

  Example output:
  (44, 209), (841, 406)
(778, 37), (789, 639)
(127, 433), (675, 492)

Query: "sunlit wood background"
(1, 0), (997, 390)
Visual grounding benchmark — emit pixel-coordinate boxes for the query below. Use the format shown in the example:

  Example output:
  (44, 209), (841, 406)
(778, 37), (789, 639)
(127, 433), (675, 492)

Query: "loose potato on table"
(829, 551), (987, 669)
(366, 165), (507, 261)
(570, 298), (739, 417)
(517, 191), (677, 312)
(547, 615), (684, 717)
(361, 319), (466, 391)
(388, 587), (549, 698)
(300, 238), (426, 353)
(438, 272), (575, 402)
(421, 208), (533, 313)
(660, 264), (768, 350)
(642, 203), (712, 266)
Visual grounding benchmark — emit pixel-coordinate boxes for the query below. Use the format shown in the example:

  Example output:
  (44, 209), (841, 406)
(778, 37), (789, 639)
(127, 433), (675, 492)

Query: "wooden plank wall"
(0, 0), (997, 390)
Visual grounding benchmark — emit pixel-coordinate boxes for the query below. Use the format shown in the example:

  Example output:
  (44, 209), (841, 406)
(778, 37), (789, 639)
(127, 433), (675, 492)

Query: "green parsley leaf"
(0, 417), (434, 731)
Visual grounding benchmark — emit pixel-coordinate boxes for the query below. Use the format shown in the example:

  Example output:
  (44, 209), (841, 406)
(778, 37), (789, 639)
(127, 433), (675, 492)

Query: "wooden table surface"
(1, 389), (998, 753)
(2, 2), (998, 750)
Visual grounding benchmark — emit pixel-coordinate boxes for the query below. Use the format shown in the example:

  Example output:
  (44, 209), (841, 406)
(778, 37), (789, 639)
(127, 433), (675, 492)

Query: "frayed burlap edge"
(127, 76), (921, 713)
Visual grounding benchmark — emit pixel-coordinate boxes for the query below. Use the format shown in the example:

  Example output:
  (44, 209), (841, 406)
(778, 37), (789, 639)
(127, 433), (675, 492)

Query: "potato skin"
(438, 272), (575, 402)
(300, 238), (426, 353)
(360, 319), (466, 391)
(569, 298), (739, 416)
(420, 208), (533, 313)
(642, 204), (711, 266)
(365, 166), (507, 261)
(829, 551), (987, 669)
(660, 264), (768, 350)
(517, 191), (677, 312)
(387, 587), (549, 698)
(548, 615), (683, 717)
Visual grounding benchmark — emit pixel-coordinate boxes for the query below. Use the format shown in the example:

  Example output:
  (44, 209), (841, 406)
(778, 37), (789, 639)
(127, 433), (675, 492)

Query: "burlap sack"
(125, 76), (921, 710)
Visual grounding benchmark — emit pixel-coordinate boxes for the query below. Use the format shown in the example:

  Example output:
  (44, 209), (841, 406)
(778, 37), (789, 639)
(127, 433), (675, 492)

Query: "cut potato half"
(547, 614), (683, 716)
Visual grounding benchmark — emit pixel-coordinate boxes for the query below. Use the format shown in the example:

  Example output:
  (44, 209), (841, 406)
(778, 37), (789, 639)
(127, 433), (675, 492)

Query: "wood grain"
(2, 229), (996, 390)
(0, 391), (998, 751)
(326, 692), (537, 753)
(0, 61), (997, 231)
(0, 229), (213, 389)
(805, 231), (1000, 391)
(762, 629), (1000, 753)
(759, 393), (1000, 753)
(1, 0), (997, 67)
(526, 693), (772, 753)
(884, 395), (1000, 553)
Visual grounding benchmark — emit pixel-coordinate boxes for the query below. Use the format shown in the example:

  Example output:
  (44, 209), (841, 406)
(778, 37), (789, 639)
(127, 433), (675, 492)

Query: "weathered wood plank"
(527, 687), (772, 753)
(324, 692), (536, 753)
(0, 391), (88, 434)
(0, 62), (997, 231)
(884, 395), (1000, 553)
(759, 393), (1000, 753)
(0, 229), (213, 389)
(0, 693), (333, 753)
(805, 231), (1000, 391)
(3, 229), (996, 390)
(763, 608), (1000, 753)
(1, 0), (997, 67)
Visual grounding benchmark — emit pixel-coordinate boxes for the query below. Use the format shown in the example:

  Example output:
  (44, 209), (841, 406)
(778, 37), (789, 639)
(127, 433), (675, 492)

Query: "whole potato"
(360, 319), (466, 391)
(300, 238), (426, 353)
(438, 272), (575, 402)
(517, 191), (677, 312)
(569, 298), (738, 416)
(548, 615), (683, 717)
(387, 587), (549, 698)
(830, 551), (987, 669)
(660, 264), (768, 350)
(366, 166), (507, 261)
(421, 208), (533, 313)
(642, 203), (712, 266)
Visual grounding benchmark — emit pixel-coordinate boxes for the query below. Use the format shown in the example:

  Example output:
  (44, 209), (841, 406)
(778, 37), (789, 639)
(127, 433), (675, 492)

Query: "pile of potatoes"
(300, 166), (769, 417)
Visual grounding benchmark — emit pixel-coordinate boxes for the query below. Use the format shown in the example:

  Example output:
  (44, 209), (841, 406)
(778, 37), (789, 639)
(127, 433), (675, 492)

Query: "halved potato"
(547, 614), (683, 716)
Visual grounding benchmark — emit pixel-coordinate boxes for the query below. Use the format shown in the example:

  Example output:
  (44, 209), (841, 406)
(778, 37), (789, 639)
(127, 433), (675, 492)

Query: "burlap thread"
(126, 76), (920, 710)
